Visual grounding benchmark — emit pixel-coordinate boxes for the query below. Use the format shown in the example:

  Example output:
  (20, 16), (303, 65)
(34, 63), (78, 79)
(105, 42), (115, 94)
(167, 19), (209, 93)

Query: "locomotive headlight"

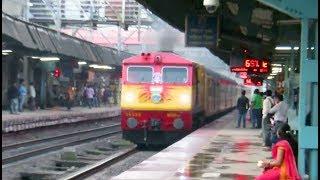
(173, 118), (184, 129)
(127, 117), (138, 128)
(123, 92), (136, 103)
(180, 93), (191, 104)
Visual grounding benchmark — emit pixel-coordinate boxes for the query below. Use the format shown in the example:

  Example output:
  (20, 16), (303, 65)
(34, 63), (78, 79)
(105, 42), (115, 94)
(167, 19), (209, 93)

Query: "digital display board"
(244, 58), (270, 74)
(230, 66), (248, 72)
(244, 77), (263, 86)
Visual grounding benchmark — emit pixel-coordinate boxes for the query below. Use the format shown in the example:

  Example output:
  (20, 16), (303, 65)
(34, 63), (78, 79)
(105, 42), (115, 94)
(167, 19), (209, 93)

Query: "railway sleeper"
(20, 169), (65, 180)
(95, 146), (114, 151)
(84, 149), (108, 155)
(54, 160), (90, 168)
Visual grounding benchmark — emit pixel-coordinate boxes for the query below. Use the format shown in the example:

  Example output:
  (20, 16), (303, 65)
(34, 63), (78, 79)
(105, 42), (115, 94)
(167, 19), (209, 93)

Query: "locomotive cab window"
(162, 67), (188, 83)
(127, 66), (153, 83)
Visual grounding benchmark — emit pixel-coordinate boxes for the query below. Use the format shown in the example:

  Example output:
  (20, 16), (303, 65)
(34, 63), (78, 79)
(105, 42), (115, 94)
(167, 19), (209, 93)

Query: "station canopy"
(136, 0), (301, 65)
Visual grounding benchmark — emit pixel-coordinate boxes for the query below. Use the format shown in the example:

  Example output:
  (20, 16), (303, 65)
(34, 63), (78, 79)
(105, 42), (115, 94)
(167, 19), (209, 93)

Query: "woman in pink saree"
(256, 123), (301, 180)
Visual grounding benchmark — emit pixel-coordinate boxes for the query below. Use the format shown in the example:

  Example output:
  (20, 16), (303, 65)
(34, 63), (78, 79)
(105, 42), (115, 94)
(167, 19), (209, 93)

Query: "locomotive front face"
(121, 63), (193, 111)
(120, 53), (194, 145)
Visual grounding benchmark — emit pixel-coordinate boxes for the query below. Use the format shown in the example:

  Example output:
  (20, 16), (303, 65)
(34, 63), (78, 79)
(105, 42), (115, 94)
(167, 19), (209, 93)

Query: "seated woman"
(256, 123), (300, 180)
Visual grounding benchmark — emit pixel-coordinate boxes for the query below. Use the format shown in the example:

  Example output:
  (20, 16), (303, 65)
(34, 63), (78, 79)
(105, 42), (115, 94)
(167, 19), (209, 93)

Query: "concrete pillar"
(40, 66), (47, 109)
(23, 56), (29, 87)
(2, 58), (9, 108)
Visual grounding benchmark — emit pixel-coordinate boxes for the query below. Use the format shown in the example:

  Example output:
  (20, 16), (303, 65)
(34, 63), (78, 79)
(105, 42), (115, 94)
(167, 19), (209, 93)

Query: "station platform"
(2, 106), (120, 133)
(112, 110), (270, 180)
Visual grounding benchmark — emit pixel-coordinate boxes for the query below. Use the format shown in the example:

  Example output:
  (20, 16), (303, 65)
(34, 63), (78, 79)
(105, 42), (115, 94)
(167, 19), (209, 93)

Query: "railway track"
(2, 124), (121, 165)
(58, 147), (138, 180)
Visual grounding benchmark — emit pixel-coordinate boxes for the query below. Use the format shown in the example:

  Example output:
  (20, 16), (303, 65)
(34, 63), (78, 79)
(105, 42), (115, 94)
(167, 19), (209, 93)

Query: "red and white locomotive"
(120, 52), (242, 146)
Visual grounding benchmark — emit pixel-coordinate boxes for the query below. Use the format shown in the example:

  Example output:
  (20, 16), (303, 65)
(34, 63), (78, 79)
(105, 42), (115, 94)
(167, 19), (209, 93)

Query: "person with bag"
(262, 90), (274, 147)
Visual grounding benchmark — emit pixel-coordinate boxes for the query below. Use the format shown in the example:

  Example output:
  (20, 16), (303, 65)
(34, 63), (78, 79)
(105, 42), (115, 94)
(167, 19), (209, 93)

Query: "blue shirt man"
(18, 80), (27, 112)
(236, 90), (249, 128)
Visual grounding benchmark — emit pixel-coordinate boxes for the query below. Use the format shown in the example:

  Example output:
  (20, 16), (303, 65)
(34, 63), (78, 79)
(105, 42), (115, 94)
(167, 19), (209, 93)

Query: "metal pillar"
(298, 18), (318, 179)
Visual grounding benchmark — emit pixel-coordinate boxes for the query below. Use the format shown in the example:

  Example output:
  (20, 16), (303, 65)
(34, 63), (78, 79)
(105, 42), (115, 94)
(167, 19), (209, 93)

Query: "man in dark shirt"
(8, 82), (19, 114)
(236, 90), (250, 128)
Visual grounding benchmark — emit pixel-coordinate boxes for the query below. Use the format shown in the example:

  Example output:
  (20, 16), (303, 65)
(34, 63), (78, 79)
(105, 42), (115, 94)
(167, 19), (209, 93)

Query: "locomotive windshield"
(162, 67), (188, 83)
(127, 66), (153, 83)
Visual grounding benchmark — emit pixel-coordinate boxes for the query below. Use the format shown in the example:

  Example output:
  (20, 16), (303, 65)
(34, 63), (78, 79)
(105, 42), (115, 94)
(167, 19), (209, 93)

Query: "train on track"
(120, 52), (243, 146)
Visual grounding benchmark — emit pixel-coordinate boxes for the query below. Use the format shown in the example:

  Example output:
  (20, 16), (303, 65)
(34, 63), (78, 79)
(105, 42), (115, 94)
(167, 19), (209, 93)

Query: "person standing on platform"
(92, 85), (98, 107)
(236, 90), (250, 128)
(262, 90), (274, 147)
(18, 79), (27, 112)
(86, 85), (95, 109)
(29, 82), (36, 111)
(269, 94), (289, 146)
(8, 82), (19, 114)
(251, 89), (263, 129)
(66, 84), (75, 110)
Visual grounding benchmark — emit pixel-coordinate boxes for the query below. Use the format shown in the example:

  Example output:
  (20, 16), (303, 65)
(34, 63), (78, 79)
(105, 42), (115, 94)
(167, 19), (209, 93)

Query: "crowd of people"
(236, 89), (300, 179)
(7, 79), (36, 114)
(64, 83), (118, 111)
(6, 79), (119, 113)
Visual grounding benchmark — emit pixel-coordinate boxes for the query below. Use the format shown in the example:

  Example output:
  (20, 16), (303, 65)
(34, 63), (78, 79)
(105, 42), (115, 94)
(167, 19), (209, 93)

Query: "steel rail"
(2, 126), (121, 165)
(2, 123), (120, 151)
(58, 147), (138, 180)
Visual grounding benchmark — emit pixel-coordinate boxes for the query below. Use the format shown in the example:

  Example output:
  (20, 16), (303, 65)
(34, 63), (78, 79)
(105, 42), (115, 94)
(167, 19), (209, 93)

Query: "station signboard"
(185, 15), (218, 47)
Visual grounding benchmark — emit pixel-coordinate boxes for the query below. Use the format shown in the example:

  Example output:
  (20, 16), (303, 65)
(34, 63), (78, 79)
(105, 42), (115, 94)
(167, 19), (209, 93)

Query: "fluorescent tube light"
(78, 61), (87, 65)
(275, 46), (291, 50)
(2, 50), (12, 53)
(39, 57), (60, 61)
(89, 64), (113, 69)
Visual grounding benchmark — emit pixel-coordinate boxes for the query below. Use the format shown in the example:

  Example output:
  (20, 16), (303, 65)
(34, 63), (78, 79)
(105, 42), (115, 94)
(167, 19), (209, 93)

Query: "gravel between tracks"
(2, 134), (134, 180)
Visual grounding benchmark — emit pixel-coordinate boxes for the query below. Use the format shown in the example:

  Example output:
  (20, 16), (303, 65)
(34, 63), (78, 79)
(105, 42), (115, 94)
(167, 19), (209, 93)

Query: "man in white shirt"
(262, 90), (274, 147)
(269, 94), (289, 145)
(29, 82), (36, 111)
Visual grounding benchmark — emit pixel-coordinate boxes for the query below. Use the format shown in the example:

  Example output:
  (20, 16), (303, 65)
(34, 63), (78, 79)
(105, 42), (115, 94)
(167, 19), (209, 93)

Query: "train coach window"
(127, 66), (153, 83)
(163, 67), (188, 83)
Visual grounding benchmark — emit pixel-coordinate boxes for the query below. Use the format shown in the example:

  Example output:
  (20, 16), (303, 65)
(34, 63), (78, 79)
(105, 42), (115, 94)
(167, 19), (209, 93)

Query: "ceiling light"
(271, 64), (282, 67)
(31, 56), (40, 59)
(288, 67), (292, 71)
(270, 73), (277, 76)
(275, 46), (291, 50)
(78, 61), (87, 65)
(311, 47), (315, 50)
(2, 52), (9, 55)
(293, 47), (299, 50)
(2, 50), (13, 53)
(89, 64), (113, 69)
(267, 76), (274, 79)
(39, 57), (60, 61)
